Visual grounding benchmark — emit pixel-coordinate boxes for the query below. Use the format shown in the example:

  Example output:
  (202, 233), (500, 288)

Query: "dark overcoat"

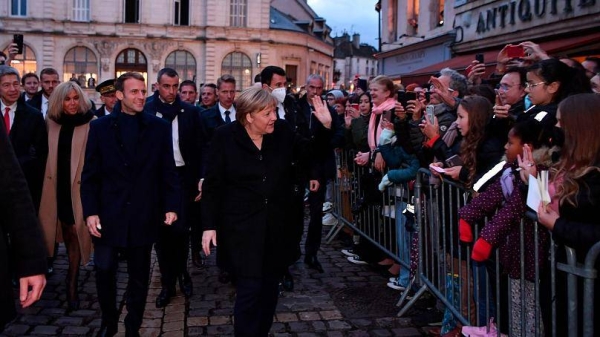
(0, 127), (47, 329)
(80, 105), (181, 248)
(201, 120), (326, 278)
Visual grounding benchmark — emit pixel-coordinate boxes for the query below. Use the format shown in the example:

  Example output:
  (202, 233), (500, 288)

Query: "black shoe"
(96, 322), (118, 337)
(304, 255), (324, 273)
(125, 328), (140, 337)
(281, 270), (294, 292)
(178, 272), (193, 298)
(192, 251), (205, 268)
(155, 288), (174, 308)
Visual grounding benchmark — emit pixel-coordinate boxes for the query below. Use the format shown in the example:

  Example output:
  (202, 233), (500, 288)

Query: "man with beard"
(27, 68), (60, 119)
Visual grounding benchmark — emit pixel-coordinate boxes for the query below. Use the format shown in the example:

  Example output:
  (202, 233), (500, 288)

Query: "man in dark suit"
(81, 72), (181, 337)
(27, 68), (60, 119)
(297, 74), (345, 272)
(0, 113), (47, 333)
(200, 75), (236, 140)
(259, 66), (311, 291)
(20, 73), (39, 102)
(94, 79), (118, 117)
(145, 68), (204, 308)
(0, 65), (48, 211)
(197, 83), (218, 111)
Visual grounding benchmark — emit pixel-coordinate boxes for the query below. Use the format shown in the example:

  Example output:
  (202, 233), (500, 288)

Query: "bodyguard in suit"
(145, 68), (204, 307)
(0, 124), (47, 333)
(259, 66), (312, 291)
(81, 72), (180, 337)
(27, 68), (60, 119)
(0, 65), (48, 211)
(297, 74), (345, 272)
(20, 73), (39, 102)
(94, 79), (118, 117)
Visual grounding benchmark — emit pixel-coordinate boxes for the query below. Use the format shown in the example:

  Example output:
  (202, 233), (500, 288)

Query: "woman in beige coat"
(39, 81), (95, 311)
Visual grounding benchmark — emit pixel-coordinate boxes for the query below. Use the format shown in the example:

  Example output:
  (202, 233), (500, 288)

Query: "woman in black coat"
(201, 87), (332, 337)
(536, 94), (600, 336)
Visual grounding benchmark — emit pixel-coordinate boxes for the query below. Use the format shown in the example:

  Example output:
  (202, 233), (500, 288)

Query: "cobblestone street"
(2, 224), (439, 336)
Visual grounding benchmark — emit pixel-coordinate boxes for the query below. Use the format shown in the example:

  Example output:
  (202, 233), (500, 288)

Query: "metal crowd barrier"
(327, 151), (600, 337)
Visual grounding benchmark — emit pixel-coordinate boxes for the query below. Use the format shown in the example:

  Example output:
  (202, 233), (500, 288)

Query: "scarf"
(54, 109), (94, 126)
(368, 98), (396, 151)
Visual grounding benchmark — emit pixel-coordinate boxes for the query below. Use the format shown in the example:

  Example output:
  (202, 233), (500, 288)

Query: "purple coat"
(459, 167), (549, 281)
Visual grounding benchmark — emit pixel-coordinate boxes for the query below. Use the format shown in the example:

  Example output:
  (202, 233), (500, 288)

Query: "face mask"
(271, 87), (286, 103)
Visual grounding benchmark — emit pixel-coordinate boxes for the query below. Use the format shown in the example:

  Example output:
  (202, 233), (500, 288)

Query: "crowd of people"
(320, 43), (599, 336)
(0, 39), (599, 337)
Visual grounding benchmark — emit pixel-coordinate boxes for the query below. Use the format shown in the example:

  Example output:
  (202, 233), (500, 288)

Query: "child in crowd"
(458, 119), (561, 336)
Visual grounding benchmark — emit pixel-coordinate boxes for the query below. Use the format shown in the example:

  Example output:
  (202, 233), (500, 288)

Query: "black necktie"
(224, 110), (231, 123)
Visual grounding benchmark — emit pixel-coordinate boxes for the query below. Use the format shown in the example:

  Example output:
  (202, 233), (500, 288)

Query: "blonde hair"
(369, 75), (395, 99)
(235, 87), (277, 126)
(47, 81), (92, 121)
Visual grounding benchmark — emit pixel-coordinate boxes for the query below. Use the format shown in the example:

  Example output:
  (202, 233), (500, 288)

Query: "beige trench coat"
(38, 117), (94, 264)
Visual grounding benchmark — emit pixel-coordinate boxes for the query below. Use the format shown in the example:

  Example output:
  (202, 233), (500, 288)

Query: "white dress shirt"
(218, 103), (236, 122)
(41, 95), (49, 118)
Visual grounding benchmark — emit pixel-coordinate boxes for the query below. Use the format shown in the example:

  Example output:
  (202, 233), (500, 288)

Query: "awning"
(399, 31), (600, 85)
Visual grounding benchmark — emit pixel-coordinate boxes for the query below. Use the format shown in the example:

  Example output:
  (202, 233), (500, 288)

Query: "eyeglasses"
(429, 85), (455, 92)
(496, 83), (518, 91)
(525, 81), (546, 89)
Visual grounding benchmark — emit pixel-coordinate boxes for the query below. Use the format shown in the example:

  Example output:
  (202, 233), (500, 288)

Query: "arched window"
(115, 48), (147, 83)
(63, 46), (99, 89)
(165, 50), (196, 81)
(221, 52), (252, 91)
(3, 44), (36, 75)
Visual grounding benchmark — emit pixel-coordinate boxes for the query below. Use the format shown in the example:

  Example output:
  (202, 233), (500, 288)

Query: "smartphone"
(397, 90), (408, 107)
(351, 103), (359, 110)
(13, 34), (24, 54)
(424, 91), (431, 102)
(475, 53), (484, 64)
(406, 91), (417, 102)
(383, 109), (393, 122)
(494, 89), (505, 105)
(445, 154), (464, 168)
(426, 105), (435, 124)
(506, 45), (524, 59)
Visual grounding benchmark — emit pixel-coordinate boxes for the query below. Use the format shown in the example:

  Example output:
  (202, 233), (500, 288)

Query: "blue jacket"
(81, 103), (181, 247)
(379, 143), (420, 183)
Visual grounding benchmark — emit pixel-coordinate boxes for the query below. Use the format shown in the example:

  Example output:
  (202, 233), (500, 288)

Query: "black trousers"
(155, 167), (194, 289)
(94, 243), (152, 331)
(305, 178), (326, 257)
(233, 276), (280, 337)
(155, 224), (190, 290)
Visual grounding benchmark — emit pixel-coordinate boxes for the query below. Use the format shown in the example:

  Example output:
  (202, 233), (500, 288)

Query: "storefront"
(392, 0), (600, 84)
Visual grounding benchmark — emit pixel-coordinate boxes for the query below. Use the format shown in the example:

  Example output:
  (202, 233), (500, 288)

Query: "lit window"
(63, 47), (99, 89)
(221, 52), (252, 90)
(73, 0), (90, 22)
(230, 0), (247, 27)
(115, 48), (147, 81)
(2, 44), (36, 75)
(165, 50), (196, 81)
(11, 0), (27, 16)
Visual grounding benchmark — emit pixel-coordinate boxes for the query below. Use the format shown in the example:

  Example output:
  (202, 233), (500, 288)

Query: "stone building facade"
(1, 0), (334, 99)
(332, 33), (378, 90)
(376, 0), (600, 84)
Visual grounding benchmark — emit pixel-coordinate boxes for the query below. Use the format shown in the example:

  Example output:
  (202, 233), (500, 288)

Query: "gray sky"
(307, 0), (380, 48)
